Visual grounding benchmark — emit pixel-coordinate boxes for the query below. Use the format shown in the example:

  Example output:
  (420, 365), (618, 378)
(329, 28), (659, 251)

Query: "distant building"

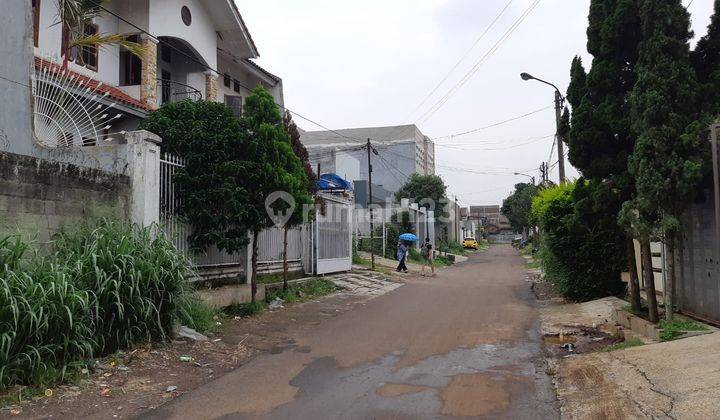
(467, 205), (511, 234)
(301, 125), (435, 196)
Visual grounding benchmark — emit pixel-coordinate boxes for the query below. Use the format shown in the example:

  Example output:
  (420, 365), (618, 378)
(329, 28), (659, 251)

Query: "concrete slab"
(557, 332), (720, 419)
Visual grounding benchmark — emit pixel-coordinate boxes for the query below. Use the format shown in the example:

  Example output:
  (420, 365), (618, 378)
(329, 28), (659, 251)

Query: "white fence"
(160, 153), (352, 280)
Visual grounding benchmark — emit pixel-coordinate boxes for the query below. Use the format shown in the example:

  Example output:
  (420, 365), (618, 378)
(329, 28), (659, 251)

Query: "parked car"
(463, 237), (479, 250)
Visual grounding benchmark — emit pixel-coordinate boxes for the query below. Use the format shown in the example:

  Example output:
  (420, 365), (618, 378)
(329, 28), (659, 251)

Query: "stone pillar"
(204, 71), (218, 102)
(140, 35), (158, 110)
(123, 130), (162, 227)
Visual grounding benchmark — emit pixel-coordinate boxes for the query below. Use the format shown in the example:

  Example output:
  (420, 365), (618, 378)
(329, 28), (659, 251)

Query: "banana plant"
(55, 0), (146, 68)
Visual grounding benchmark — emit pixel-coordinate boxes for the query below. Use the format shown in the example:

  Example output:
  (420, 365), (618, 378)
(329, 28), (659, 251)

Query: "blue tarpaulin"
(317, 173), (353, 191)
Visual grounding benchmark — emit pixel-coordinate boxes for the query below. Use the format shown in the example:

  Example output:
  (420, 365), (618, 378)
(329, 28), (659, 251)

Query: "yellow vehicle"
(463, 237), (479, 250)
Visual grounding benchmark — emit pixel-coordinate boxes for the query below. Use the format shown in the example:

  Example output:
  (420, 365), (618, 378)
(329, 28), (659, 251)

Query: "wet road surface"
(145, 245), (558, 419)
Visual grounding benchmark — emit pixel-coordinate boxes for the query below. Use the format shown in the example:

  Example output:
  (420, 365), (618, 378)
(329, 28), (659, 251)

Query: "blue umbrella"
(399, 233), (419, 242)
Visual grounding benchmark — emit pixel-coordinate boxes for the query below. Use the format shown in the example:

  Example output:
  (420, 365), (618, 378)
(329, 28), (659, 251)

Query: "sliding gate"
(313, 193), (353, 275)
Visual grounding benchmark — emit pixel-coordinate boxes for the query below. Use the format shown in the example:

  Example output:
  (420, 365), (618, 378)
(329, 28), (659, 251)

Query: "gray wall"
(0, 0), (33, 150)
(0, 151), (131, 244)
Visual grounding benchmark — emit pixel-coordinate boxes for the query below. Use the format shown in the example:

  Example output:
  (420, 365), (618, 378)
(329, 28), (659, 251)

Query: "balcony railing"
(157, 79), (202, 104)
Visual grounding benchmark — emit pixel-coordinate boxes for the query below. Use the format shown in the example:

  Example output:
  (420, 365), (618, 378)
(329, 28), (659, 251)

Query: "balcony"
(157, 79), (202, 105)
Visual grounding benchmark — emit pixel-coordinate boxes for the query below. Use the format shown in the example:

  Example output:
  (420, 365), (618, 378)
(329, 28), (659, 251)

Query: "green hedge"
(531, 180), (626, 301)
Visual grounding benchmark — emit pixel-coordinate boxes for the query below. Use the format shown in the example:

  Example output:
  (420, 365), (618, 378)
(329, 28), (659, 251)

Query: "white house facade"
(31, 0), (283, 132)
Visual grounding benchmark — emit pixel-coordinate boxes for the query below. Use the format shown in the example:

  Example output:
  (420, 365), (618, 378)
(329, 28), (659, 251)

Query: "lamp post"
(520, 72), (566, 184)
(514, 172), (536, 186)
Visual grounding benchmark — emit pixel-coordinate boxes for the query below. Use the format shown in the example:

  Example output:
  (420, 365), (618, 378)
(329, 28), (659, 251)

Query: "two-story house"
(31, 0), (283, 134)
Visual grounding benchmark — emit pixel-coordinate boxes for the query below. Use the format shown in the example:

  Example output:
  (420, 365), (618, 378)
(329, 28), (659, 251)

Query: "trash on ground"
(179, 356), (193, 362)
(165, 386), (177, 393)
(117, 365), (130, 372)
(268, 297), (284, 310)
(561, 343), (576, 352)
(176, 325), (209, 341)
(99, 388), (111, 397)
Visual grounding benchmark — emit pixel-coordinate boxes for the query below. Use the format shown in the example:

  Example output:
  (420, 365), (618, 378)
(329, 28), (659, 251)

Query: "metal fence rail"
(159, 152), (246, 269)
(258, 226), (303, 263)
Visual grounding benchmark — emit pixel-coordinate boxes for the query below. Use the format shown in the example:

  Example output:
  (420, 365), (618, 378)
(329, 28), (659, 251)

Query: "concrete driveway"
(144, 245), (558, 419)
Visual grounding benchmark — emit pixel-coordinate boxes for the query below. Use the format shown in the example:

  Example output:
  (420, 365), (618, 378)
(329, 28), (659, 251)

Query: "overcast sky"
(238, 0), (714, 206)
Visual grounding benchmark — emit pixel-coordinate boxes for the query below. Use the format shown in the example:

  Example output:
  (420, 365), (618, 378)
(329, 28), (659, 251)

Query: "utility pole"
(520, 72), (566, 184)
(554, 91), (566, 183)
(366, 138), (377, 270)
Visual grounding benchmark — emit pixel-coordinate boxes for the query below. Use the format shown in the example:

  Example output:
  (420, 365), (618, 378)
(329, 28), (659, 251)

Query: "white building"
(301, 125), (436, 196)
(31, 0), (283, 133)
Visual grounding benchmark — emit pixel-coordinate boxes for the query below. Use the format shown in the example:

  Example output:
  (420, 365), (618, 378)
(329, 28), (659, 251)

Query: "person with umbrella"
(396, 240), (408, 273)
(396, 233), (416, 273)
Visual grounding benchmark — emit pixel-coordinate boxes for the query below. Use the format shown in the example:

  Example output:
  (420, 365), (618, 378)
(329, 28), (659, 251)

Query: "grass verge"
(659, 319), (708, 342)
(600, 338), (644, 352)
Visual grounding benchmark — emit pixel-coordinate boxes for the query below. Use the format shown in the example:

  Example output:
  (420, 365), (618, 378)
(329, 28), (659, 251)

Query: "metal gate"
(314, 193), (352, 275)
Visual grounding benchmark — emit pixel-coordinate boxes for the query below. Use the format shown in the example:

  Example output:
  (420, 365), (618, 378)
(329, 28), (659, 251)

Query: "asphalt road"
(145, 245), (558, 419)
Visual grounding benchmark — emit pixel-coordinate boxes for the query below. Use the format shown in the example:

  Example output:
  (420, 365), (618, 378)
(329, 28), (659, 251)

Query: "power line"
(403, 0), (515, 122)
(416, 0), (543, 124)
(432, 105), (553, 140)
(435, 134), (553, 151)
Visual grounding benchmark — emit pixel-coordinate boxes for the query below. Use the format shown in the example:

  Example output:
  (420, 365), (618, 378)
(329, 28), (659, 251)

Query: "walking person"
(396, 241), (408, 273)
(420, 238), (435, 277)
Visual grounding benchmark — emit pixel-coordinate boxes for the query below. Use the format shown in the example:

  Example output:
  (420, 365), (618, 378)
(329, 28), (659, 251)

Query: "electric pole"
(554, 91), (566, 183)
(366, 138), (378, 270)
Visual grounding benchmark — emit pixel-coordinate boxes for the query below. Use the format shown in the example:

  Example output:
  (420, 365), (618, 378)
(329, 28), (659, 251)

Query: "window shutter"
(224, 95), (242, 118)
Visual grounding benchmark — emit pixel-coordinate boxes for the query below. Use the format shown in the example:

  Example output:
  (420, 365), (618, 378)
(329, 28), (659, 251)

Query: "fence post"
(123, 130), (162, 227)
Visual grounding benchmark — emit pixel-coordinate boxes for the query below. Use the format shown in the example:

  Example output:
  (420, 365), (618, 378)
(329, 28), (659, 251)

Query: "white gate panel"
(315, 194), (352, 275)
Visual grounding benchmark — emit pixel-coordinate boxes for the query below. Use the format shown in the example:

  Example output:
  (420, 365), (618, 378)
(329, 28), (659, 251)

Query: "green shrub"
(266, 278), (338, 303)
(659, 319), (707, 341)
(0, 219), (196, 389)
(531, 180), (626, 301)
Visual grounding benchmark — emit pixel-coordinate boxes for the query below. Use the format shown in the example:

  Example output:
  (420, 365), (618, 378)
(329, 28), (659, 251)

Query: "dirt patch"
(376, 383), (431, 398)
(439, 373), (513, 417)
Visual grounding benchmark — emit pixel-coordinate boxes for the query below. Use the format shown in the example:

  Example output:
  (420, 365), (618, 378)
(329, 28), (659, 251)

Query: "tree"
(565, 0), (644, 313)
(239, 87), (313, 301)
(501, 183), (538, 236)
(628, 0), (708, 321)
(139, 100), (251, 253)
(281, 112), (315, 290)
(395, 174), (449, 240)
(692, 0), (720, 115)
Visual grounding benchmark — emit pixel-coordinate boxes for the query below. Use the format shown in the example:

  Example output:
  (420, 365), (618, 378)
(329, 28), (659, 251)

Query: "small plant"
(225, 301), (267, 318)
(266, 278), (338, 303)
(659, 319), (707, 342)
(601, 338), (644, 352)
(178, 297), (220, 333)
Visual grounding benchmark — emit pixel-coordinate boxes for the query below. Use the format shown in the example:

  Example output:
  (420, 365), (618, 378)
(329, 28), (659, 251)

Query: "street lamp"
(514, 172), (535, 185)
(520, 72), (566, 184)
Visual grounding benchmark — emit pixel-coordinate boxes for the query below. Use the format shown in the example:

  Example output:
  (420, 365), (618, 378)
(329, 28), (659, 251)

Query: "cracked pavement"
(141, 245), (558, 419)
(556, 331), (720, 419)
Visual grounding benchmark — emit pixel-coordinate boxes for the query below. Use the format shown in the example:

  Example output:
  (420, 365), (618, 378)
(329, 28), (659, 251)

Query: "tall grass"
(0, 219), (198, 389)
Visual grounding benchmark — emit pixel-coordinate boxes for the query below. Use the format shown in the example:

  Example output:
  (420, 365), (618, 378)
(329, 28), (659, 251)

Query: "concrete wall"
(0, 0), (33, 148)
(0, 151), (131, 244)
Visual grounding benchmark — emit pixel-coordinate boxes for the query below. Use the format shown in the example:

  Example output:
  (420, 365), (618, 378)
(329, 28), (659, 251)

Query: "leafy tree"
(565, 0), (644, 312)
(627, 0), (708, 321)
(239, 87), (313, 301)
(532, 180), (626, 301)
(139, 100), (250, 253)
(395, 173), (448, 219)
(501, 182), (538, 236)
(281, 111), (315, 290)
(692, 0), (720, 115)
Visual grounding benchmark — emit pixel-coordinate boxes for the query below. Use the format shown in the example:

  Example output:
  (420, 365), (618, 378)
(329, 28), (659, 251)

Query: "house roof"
(243, 58), (281, 84)
(226, 0), (260, 57)
(301, 125), (423, 147)
(34, 57), (150, 113)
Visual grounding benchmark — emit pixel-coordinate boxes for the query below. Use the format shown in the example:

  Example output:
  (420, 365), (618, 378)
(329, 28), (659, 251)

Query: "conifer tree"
(628, 0), (707, 321)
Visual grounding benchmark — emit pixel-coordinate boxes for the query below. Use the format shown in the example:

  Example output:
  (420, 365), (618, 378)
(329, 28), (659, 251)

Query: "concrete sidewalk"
(557, 331), (720, 419)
